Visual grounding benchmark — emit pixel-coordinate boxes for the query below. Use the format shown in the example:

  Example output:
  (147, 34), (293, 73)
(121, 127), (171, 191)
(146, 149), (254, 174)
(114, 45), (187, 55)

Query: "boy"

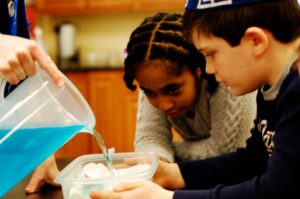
(90, 0), (300, 199)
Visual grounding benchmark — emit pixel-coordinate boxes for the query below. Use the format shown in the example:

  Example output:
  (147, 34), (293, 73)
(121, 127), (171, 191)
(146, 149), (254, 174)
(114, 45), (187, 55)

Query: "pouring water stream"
(91, 129), (115, 177)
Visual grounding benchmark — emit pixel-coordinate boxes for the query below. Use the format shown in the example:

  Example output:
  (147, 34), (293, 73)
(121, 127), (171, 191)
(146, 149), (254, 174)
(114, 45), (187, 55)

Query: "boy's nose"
(205, 61), (216, 75)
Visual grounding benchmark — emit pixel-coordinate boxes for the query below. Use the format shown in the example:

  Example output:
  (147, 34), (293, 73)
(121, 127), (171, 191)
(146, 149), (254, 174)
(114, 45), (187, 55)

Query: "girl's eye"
(168, 88), (179, 95)
(164, 85), (181, 96)
(143, 90), (156, 98)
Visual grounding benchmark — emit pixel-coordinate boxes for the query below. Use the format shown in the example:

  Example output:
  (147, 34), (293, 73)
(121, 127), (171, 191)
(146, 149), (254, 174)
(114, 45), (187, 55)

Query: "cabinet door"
(36, 0), (86, 15)
(87, 0), (134, 13)
(118, 79), (138, 152)
(88, 71), (121, 153)
(136, 0), (185, 12)
(89, 70), (138, 153)
(55, 72), (92, 158)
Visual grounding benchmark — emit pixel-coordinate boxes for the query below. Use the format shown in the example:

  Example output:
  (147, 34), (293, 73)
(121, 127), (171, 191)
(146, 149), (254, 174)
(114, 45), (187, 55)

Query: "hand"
(119, 156), (185, 189)
(25, 155), (60, 193)
(153, 160), (185, 189)
(0, 34), (64, 86)
(90, 180), (174, 199)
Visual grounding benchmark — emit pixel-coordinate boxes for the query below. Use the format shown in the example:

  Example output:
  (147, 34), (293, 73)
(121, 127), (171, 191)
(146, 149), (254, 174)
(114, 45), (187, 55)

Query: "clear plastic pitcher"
(0, 69), (95, 197)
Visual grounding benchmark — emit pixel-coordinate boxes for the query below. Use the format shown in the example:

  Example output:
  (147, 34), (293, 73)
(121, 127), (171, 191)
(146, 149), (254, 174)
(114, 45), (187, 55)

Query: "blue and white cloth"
(185, 0), (268, 10)
(0, 0), (30, 104)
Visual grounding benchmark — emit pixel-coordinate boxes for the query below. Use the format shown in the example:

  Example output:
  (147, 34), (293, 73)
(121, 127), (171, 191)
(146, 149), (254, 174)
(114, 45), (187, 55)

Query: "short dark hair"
(183, 0), (300, 46)
(124, 12), (217, 92)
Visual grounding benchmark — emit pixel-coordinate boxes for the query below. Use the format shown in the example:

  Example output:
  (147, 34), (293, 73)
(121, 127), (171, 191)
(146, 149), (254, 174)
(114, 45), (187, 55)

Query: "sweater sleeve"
(173, 85), (256, 160)
(173, 73), (300, 199)
(134, 91), (175, 162)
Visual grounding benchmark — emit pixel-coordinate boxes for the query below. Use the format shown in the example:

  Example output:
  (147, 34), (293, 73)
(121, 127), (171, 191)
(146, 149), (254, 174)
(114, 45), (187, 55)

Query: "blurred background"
(26, 0), (184, 68)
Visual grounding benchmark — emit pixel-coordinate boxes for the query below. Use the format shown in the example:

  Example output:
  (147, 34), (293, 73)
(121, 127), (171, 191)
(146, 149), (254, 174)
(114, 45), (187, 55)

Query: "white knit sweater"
(135, 80), (257, 162)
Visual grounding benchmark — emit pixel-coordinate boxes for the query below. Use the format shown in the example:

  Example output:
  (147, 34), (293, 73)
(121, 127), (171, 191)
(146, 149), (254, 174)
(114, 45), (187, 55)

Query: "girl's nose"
(158, 97), (174, 112)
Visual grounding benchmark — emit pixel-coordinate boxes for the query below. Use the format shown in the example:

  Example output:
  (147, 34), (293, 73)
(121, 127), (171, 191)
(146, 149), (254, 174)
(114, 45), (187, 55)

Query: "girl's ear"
(196, 67), (201, 78)
(244, 27), (269, 56)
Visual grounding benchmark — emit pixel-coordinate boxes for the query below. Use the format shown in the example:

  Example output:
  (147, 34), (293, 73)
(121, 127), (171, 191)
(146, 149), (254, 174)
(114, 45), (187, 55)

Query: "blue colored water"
(0, 125), (84, 197)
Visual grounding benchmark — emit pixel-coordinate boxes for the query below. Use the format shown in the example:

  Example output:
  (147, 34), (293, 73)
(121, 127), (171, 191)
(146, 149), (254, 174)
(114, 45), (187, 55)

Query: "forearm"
(135, 91), (174, 161)
(178, 130), (268, 190)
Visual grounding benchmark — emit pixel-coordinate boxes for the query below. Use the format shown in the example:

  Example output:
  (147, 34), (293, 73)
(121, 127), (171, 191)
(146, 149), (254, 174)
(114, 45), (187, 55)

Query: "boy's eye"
(204, 51), (216, 58)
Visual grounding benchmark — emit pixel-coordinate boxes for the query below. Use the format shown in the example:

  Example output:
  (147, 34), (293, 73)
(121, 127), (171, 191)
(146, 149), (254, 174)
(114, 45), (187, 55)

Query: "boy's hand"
(25, 155), (60, 194)
(90, 180), (174, 199)
(0, 34), (64, 86)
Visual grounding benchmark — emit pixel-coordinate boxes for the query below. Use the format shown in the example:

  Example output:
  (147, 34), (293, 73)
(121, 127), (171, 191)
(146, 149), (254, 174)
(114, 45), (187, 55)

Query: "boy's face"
(192, 31), (265, 96)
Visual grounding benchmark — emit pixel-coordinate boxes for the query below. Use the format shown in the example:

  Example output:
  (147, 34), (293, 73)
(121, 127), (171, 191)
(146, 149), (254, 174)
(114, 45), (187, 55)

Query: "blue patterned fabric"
(0, 0), (30, 97)
(185, 0), (267, 10)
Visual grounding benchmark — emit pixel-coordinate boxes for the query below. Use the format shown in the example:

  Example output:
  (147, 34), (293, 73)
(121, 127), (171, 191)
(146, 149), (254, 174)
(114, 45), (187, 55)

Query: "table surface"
(2, 159), (73, 199)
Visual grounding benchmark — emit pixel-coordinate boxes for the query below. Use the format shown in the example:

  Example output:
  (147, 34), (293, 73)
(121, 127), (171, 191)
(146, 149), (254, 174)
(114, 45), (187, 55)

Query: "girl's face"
(135, 60), (200, 118)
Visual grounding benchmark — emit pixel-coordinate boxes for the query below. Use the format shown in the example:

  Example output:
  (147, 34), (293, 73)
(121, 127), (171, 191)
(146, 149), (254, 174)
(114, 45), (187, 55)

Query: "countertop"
(2, 159), (73, 199)
(60, 66), (124, 72)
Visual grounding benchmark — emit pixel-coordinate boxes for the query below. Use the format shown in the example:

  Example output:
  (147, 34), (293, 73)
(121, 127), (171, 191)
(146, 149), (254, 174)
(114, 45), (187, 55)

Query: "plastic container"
(0, 69), (95, 197)
(55, 152), (159, 199)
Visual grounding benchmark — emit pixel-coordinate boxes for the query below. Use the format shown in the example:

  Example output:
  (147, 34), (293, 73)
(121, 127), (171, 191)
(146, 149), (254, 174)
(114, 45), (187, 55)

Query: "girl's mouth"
(166, 109), (186, 117)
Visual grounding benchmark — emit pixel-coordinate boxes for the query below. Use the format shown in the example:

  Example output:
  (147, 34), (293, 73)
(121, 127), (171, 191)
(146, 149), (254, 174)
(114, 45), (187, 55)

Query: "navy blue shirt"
(0, 0), (29, 37)
(0, 0), (30, 97)
(174, 63), (300, 199)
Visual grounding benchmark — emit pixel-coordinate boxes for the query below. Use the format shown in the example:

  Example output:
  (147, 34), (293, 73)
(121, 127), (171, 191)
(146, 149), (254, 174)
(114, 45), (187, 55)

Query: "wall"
(37, 12), (172, 67)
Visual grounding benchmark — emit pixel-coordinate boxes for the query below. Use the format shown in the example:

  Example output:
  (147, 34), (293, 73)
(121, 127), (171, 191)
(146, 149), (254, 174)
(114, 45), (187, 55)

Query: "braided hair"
(123, 12), (217, 93)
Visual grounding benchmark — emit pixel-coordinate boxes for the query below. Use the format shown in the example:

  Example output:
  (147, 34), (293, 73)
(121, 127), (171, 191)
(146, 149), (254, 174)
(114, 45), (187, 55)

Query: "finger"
(0, 58), (20, 85)
(25, 174), (44, 193)
(90, 190), (113, 199)
(123, 157), (151, 166)
(113, 181), (145, 192)
(17, 48), (35, 76)
(45, 170), (60, 187)
(14, 66), (27, 80)
(29, 43), (64, 87)
(7, 54), (27, 80)
(3, 71), (20, 85)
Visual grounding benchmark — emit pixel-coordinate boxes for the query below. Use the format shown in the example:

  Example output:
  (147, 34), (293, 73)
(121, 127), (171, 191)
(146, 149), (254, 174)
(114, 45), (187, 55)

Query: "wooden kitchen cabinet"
(87, 0), (135, 13)
(55, 72), (92, 158)
(55, 70), (138, 158)
(36, 0), (185, 15)
(136, 0), (185, 12)
(36, 0), (87, 15)
(88, 70), (138, 153)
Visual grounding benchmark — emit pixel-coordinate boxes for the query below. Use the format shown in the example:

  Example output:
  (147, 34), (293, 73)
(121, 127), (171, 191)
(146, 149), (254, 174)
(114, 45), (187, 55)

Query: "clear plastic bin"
(55, 152), (159, 199)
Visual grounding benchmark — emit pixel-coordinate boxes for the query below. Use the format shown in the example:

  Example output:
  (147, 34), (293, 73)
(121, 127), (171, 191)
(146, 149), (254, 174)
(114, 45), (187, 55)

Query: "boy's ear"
(244, 27), (269, 56)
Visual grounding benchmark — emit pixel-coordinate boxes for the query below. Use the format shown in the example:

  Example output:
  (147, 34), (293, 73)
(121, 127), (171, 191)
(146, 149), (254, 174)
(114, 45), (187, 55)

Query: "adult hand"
(25, 155), (60, 193)
(90, 180), (174, 199)
(0, 34), (64, 86)
(153, 160), (185, 189)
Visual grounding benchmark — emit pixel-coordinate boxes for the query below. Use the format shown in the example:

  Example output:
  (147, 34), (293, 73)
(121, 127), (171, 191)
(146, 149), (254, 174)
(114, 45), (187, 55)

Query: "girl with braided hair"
(123, 12), (256, 163)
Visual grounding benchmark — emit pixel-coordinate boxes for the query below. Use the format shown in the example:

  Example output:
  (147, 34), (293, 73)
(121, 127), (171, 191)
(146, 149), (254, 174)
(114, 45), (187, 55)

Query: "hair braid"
(124, 12), (217, 92)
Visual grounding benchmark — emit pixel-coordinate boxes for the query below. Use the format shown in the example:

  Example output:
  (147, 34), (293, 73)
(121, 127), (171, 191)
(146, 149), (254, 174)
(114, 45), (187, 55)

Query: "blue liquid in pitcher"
(0, 125), (84, 197)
